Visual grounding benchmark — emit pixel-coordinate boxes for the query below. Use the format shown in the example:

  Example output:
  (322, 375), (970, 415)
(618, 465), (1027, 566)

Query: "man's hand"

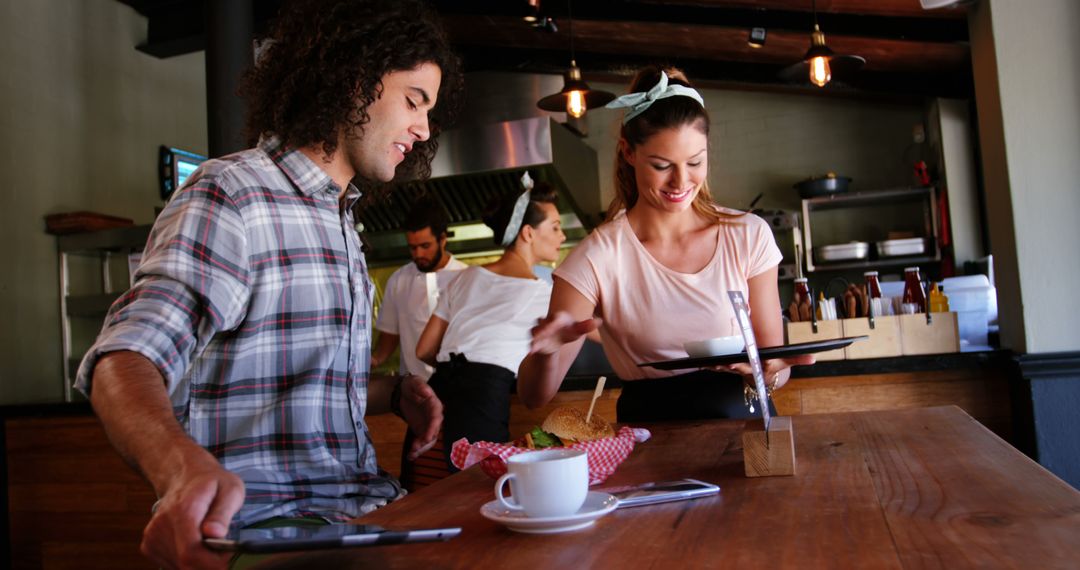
(530, 311), (601, 356)
(140, 458), (245, 570)
(399, 375), (443, 460)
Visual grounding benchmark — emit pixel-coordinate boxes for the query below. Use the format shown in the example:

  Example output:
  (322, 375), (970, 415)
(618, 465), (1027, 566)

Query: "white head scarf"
(604, 71), (705, 124)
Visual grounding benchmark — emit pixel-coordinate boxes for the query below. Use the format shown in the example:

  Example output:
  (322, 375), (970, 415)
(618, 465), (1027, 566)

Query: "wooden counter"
(2, 351), (1016, 568)
(374, 351), (1015, 480)
(254, 406), (1080, 569)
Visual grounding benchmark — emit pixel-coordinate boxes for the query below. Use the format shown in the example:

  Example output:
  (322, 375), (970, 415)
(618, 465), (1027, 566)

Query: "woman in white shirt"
(519, 67), (813, 421)
(416, 180), (565, 467)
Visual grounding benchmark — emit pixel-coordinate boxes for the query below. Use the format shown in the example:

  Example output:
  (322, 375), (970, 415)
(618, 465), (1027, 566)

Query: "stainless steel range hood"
(358, 71), (608, 264)
(360, 115), (602, 264)
(431, 116), (602, 228)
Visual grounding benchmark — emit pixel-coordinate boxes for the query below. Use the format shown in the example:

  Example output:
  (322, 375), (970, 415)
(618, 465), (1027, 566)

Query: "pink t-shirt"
(554, 208), (782, 380)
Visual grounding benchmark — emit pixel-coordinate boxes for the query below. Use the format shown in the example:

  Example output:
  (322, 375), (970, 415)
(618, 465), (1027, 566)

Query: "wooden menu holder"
(743, 416), (797, 477)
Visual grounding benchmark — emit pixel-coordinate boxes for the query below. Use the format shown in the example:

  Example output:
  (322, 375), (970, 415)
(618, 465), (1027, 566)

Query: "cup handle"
(495, 473), (523, 511)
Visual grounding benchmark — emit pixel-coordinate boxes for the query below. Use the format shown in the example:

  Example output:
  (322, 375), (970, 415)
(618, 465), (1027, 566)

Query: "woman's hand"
(714, 354), (815, 391)
(529, 311), (601, 356)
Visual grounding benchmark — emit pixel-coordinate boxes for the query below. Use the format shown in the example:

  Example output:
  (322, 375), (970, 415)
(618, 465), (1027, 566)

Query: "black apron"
(427, 353), (516, 471)
(616, 369), (777, 423)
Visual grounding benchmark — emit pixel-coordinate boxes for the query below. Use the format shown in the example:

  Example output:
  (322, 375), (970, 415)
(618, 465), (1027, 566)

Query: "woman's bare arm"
(517, 277), (600, 409)
(415, 315), (449, 367)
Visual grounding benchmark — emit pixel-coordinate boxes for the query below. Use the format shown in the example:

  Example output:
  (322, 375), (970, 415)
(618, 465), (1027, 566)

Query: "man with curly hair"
(73, 1), (463, 567)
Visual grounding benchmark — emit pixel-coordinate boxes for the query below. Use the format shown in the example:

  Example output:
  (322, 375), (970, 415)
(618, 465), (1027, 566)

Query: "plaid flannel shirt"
(75, 137), (401, 527)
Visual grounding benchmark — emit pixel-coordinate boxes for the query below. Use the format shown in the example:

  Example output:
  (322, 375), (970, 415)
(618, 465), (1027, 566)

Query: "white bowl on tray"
(684, 336), (745, 358)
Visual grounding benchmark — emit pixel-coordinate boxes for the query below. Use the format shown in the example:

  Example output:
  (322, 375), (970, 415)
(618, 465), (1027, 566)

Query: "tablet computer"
(203, 523), (461, 553)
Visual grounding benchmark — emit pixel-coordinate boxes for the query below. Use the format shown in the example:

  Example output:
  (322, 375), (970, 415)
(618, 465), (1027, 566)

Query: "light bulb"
(567, 90), (586, 118)
(810, 56), (831, 87)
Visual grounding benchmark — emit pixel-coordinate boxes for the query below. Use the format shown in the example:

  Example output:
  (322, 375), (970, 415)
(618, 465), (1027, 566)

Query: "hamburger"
(524, 406), (615, 448)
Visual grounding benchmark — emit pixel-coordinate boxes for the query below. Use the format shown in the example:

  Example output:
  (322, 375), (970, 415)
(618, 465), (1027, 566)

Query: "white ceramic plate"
(480, 491), (618, 534)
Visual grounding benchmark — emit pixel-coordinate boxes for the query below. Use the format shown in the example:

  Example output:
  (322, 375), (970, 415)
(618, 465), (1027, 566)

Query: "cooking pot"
(794, 173), (852, 199)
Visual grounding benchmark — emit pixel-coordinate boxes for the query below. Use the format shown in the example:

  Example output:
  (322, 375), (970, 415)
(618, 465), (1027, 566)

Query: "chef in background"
(372, 196), (467, 379)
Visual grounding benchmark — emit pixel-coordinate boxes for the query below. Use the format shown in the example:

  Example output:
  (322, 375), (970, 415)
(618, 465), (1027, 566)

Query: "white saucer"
(480, 491), (618, 534)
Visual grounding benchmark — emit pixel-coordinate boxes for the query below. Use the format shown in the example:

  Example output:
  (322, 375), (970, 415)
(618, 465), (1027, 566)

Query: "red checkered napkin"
(450, 426), (652, 485)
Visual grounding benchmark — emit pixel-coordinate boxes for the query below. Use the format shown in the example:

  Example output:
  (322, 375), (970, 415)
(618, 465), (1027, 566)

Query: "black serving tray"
(639, 336), (867, 371)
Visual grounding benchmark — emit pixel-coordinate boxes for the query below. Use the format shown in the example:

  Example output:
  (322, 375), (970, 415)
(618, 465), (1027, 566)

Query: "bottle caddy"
(786, 268), (959, 359)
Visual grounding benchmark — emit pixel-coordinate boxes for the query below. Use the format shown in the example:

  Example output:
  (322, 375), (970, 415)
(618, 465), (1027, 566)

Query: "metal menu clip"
(728, 291), (771, 438)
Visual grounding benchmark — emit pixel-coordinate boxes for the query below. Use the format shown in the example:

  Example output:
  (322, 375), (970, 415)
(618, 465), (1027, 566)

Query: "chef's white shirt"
(376, 256), (467, 379)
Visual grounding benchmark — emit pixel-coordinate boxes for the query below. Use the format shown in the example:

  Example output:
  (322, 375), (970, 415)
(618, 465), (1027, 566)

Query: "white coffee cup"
(494, 449), (588, 518)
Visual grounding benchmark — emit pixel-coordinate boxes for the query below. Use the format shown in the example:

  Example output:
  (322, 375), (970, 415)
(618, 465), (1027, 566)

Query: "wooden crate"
(899, 312), (960, 355)
(786, 320), (845, 361)
(842, 316), (903, 360)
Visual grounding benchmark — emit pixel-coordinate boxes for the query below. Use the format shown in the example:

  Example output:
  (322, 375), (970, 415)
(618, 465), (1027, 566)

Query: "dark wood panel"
(5, 415), (155, 569)
(632, 0), (969, 19)
(446, 15), (967, 74)
(40, 543), (153, 570)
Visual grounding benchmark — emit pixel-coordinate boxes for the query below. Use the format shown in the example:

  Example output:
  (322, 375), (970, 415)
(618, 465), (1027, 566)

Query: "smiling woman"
(518, 66), (815, 422)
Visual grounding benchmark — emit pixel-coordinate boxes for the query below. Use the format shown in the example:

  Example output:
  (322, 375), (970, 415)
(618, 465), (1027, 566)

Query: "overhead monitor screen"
(159, 145), (207, 201)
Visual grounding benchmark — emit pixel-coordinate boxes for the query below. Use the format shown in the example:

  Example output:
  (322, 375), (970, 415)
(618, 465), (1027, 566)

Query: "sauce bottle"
(793, 278), (810, 307)
(789, 278), (811, 322)
(928, 283), (950, 313)
(864, 271), (882, 299)
(902, 267), (927, 313)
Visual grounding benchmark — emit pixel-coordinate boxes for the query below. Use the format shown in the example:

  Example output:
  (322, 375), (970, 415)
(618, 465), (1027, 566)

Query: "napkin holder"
(743, 417), (796, 477)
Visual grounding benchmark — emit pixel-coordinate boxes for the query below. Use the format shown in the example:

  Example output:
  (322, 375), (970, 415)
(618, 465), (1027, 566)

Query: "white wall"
(933, 98), (984, 267)
(0, 0), (206, 404)
(970, 0), (1080, 353)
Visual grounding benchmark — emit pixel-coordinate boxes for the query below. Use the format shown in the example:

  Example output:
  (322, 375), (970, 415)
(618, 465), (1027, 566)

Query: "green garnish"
(529, 426), (562, 448)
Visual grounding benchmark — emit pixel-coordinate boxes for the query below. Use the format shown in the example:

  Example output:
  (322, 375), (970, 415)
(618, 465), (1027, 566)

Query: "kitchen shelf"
(57, 224), (152, 402)
(801, 187), (940, 273)
(802, 187), (934, 210)
(807, 255), (940, 273)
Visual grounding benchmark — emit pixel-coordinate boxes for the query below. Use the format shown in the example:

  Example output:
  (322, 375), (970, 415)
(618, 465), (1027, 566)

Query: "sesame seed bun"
(540, 406), (615, 443)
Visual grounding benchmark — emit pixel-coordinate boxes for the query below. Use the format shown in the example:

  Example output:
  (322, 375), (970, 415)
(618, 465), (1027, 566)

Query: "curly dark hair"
(241, 0), (464, 184)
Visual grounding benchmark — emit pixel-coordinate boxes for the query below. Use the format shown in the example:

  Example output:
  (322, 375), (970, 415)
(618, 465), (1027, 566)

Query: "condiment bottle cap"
(794, 277), (808, 283)
(864, 271), (879, 276)
(904, 267), (920, 272)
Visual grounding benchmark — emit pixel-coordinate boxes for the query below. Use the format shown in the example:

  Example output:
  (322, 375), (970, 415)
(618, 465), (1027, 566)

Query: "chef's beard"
(414, 248), (443, 273)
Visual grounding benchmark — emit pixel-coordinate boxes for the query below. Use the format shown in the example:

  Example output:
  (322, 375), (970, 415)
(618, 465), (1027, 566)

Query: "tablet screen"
(205, 523), (461, 552)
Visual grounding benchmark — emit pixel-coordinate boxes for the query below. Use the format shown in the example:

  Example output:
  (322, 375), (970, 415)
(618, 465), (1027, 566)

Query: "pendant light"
(806, 20), (833, 87)
(780, 0), (865, 87)
(536, 0), (614, 118)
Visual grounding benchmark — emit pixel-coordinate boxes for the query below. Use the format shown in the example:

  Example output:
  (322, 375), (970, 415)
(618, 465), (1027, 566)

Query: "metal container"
(794, 174), (852, 199)
(815, 241), (870, 262)
(876, 238), (926, 257)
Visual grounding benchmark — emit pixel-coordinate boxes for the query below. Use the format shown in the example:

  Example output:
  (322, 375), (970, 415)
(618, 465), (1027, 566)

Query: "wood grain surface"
(6, 415), (156, 569)
(253, 406), (1079, 569)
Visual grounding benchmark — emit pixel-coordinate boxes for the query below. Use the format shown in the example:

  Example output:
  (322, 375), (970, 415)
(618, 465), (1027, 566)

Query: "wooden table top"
(255, 406), (1080, 569)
